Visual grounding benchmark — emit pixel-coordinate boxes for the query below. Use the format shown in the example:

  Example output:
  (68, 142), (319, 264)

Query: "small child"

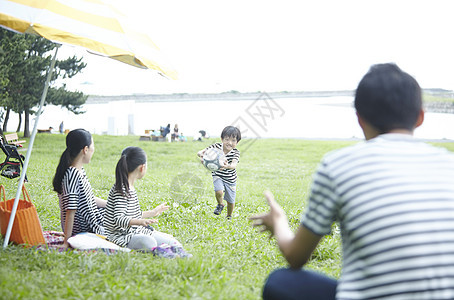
(105, 146), (190, 256)
(197, 126), (241, 219)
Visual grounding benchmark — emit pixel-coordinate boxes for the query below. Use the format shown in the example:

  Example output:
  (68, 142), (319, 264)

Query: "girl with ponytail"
(52, 129), (106, 248)
(105, 146), (190, 256)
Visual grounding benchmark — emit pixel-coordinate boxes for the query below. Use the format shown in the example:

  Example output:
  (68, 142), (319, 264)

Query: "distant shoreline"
(86, 90), (355, 104)
(86, 89), (454, 113)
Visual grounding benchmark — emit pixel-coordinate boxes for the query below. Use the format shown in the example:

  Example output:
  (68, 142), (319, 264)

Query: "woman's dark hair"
(354, 63), (422, 133)
(221, 126), (241, 142)
(115, 146), (147, 196)
(52, 129), (92, 194)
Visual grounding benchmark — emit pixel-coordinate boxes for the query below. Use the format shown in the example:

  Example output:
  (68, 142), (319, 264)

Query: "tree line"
(0, 27), (87, 137)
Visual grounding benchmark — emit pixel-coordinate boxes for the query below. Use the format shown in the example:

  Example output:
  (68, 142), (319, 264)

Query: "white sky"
(59, 0), (454, 96)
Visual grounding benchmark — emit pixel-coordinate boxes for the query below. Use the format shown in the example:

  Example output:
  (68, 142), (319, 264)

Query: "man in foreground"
(251, 63), (454, 299)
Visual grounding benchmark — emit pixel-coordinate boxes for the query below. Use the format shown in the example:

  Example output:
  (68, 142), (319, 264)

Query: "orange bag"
(0, 185), (46, 246)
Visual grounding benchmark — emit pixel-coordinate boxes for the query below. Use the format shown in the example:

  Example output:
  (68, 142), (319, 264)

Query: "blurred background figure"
(193, 130), (208, 141)
(59, 121), (64, 134)
(171, 124), (179, 142)
(179, 133), (187, 142)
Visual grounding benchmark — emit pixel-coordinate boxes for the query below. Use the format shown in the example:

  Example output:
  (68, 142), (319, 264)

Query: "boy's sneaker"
(226, 215), (232, 220)
(214, 204), (224, 215)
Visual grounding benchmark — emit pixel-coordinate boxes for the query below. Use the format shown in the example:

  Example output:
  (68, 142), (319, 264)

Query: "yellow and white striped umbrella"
(0, 0), (177, 79)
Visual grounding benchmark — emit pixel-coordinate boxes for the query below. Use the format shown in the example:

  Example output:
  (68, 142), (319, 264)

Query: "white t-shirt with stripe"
(58, 167), (104, 236)
(301, 134), (454, 299)
(105, 185), (154, 247)
(207, 143), (240, 184)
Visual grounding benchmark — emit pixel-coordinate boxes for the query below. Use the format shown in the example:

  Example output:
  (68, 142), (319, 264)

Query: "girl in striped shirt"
(105, 146), (188, 255)
(52, 129), (106, 249)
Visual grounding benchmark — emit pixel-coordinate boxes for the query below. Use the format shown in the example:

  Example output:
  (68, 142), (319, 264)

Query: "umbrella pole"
(3, 46), (59, 248)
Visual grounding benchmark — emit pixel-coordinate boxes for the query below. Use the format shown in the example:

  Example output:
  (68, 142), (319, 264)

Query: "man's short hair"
(354, 63), (422, 133)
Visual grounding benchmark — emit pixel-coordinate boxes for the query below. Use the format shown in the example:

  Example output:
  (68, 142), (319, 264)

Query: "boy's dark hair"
(221, 126), (241, 142)
(354, 63), (422, 133)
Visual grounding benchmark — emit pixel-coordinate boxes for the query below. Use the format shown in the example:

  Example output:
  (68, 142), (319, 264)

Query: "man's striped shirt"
(58, 167), (104, 236)
(105, 185), (153, 247)
(207, 143), (240, 184)
(301, 134), (454, 299)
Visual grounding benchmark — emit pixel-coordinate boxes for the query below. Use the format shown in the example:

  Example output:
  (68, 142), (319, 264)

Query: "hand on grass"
(250, 191), (288, 239)
(59, 241), (70, 250)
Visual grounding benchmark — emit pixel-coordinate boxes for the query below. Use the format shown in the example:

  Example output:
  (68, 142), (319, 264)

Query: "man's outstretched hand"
(250, 190), (288, 239)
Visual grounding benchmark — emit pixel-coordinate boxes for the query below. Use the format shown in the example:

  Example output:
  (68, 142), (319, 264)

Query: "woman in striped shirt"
(105, 146), (188, 255)
(52, 129), (106, 248)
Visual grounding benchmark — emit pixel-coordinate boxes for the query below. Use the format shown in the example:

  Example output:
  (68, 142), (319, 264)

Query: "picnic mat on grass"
(34, 231), (191, 258)
(32, 231), (130, 255)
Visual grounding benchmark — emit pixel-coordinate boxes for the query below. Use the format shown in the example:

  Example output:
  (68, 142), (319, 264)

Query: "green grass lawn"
(1, 134), (453, 299)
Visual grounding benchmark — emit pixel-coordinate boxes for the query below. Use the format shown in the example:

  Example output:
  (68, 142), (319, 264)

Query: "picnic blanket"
(37, 231), (191, 258)
(35, 231), (129, 255)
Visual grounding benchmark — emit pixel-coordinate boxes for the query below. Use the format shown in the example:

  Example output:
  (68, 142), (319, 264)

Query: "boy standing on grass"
(251, 63), (454, 299)
(198, 126), (241, 219)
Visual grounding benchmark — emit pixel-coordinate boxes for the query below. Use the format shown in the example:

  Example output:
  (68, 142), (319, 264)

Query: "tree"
(0, 45), (8, 127)
(0, 28), (87, 137)
(0, 29), (27, 132)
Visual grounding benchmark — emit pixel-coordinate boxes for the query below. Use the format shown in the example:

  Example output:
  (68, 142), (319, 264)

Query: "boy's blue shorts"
(213, 177), (236, 204)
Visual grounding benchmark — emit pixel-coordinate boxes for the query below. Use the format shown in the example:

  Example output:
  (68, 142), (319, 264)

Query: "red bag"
(0, 185), (46, 246)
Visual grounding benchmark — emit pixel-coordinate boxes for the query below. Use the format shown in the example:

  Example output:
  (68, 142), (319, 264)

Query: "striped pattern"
(105, 185), (153, 247)
(0, 0), (177, 79)
(58, 167), (104, 236)
(207, 143), (240, 184)
(301, 134), (454, 299)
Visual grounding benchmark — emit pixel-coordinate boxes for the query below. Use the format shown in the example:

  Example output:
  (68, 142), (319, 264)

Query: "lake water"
(6, 95), (454, 141)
